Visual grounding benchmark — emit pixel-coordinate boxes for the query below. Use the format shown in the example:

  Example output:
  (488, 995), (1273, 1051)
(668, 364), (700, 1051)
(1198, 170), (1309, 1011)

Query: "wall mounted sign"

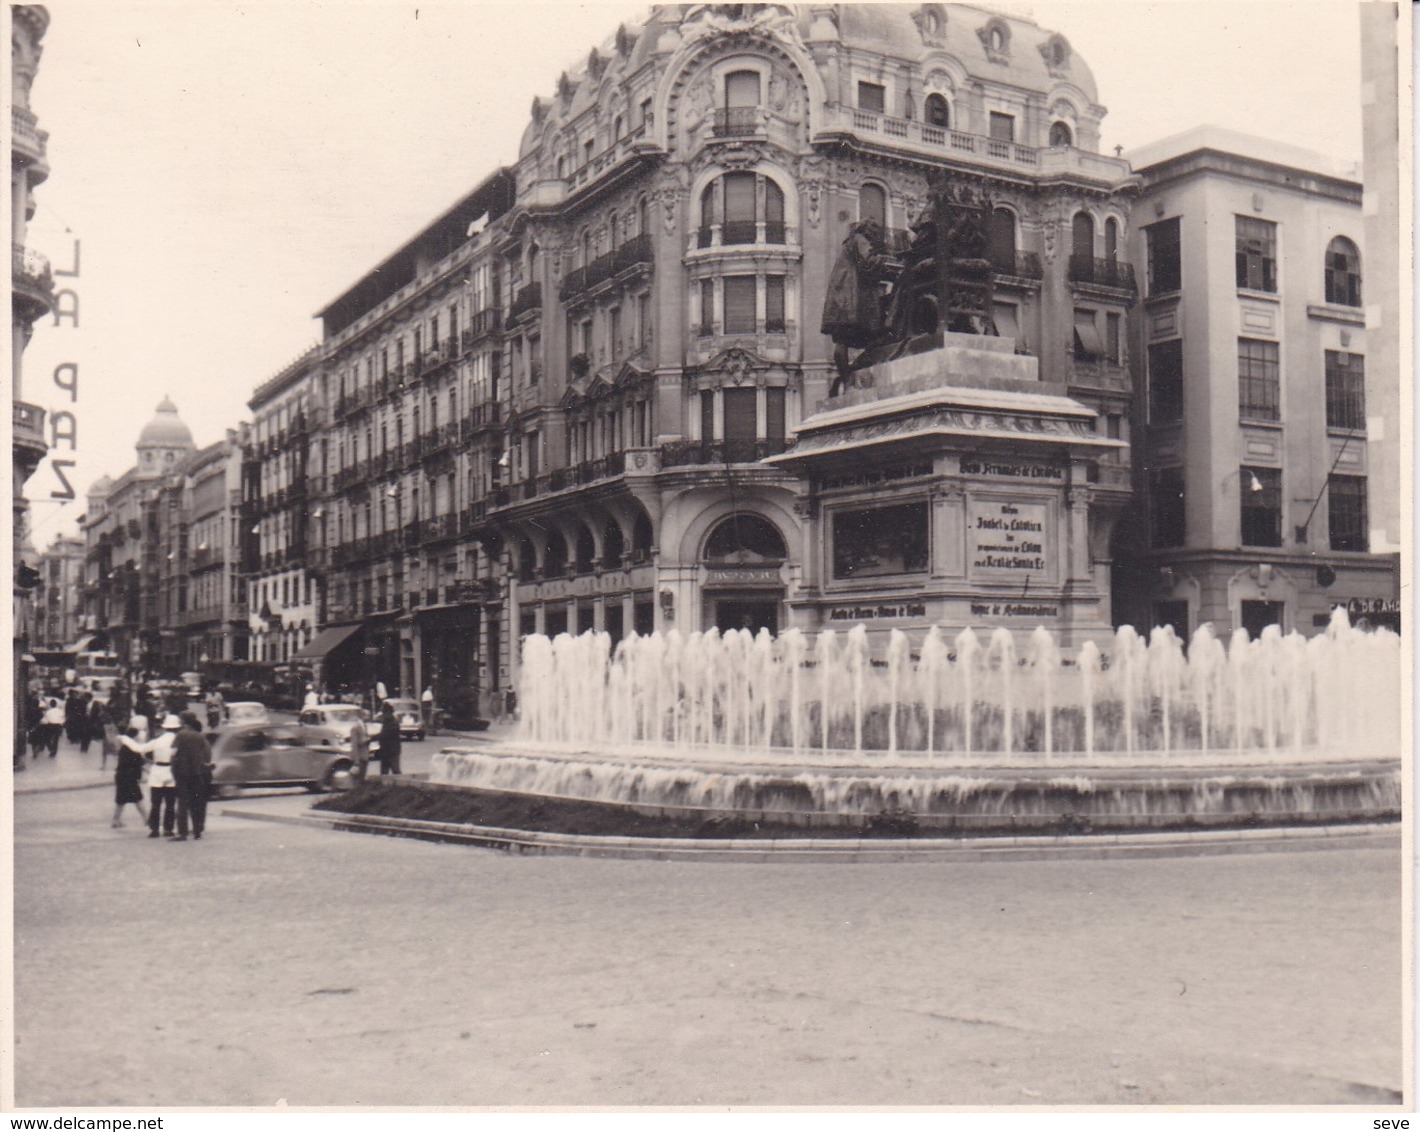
(969, 500), (1050, 574)
(827, 602), (927, 622)
(959, 459), (1063, 480)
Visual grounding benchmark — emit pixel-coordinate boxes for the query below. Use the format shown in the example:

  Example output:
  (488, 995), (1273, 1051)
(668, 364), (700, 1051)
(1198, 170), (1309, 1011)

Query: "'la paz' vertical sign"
(46, 237), (80, 499)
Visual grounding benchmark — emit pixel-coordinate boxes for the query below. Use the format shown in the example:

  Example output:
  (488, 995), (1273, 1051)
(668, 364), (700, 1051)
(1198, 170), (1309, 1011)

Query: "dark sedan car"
(208, 722), (356, 797)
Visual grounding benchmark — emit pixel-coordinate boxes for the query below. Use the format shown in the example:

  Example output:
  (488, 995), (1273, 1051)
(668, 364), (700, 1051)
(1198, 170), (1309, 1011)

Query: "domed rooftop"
(86, 473), (114, 498)
(136, 395), (195, 450)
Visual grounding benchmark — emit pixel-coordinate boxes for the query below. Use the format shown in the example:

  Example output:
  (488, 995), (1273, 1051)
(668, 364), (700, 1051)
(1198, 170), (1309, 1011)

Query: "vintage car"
(383, 698), (425, 741)
(296, 703), (382, 755)
(207, 722), (356, 797)
(224, 701), (271, 727)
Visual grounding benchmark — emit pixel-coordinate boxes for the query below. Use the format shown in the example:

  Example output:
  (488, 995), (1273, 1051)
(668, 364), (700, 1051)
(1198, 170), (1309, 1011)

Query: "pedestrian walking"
(41, 697), (65, 757)
(350, 713), (371, 782)
(26, 695), (45, 759)
(144, 714), (181, 839)
(377, 701), (402, 775)
(171, 711), (212, 841)
(100, 705), (120, 772)
(204, 688), (225, 730)
(421, 685), (435, 731)
(81, 696), (103, 755)
(65, 690), (85, 744)
(112, 716), (150, 829)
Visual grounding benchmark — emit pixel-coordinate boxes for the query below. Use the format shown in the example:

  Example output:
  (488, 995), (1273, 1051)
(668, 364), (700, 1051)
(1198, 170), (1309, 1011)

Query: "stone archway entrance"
(700, 513), (787, 635)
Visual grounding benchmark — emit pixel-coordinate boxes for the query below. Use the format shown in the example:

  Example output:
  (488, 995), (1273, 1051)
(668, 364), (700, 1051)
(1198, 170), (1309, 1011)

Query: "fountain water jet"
(430, 609), (1401, 835)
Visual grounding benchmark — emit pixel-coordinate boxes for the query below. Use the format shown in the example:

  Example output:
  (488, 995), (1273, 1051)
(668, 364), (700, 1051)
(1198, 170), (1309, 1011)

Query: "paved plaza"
(11, 734), (1406, 1108)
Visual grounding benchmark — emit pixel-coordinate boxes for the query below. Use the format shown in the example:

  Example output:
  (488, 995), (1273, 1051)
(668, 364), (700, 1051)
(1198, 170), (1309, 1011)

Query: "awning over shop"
(63, 635), (96, 654)
(291, 622), (363, 662)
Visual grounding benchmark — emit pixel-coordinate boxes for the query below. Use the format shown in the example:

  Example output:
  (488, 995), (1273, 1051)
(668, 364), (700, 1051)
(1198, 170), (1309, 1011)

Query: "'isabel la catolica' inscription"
(970, 500), (1049, 573)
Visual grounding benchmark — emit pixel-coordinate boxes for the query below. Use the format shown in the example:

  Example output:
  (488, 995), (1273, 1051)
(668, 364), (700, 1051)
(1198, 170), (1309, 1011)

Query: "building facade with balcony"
(479, 2), (1137, 673)
(243, 349), (320, 667)
(34, 534), (84, 650)
(308, 170), (515, 711)
(12, 5), (54, 753)
(151, 433), (245, 672)
(1114, 127), (1398, 639)
(80, 399), (198, 672)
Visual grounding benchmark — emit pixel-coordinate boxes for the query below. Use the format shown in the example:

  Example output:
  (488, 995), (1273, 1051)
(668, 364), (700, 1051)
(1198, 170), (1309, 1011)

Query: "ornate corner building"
(277, 2), (1143, 709)
(12, 5), (54, 742)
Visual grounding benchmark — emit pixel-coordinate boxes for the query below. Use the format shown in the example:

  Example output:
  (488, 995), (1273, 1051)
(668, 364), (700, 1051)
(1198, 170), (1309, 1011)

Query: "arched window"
(544, 531), (568, 577)
(580, 229), (592, 268)
(602, 519), (625, 568)
(1071, 211), (1095, 279)
(859, 183), (887, 228)
(705, 513), (787, 563)
(637, 195), (649, 237)
(1049, 120), (1073, 147)
(632, 508), (654, 560)
(612, 114), (623, 141)
(556, 156), (566, 179)
(722, 171), (757, 244)
(924, 93), (950, 129)
(699, 183), (716, 247)
(517, 537), (537, 582)
(988, 207), (1016, 272)
(1325, 236), (1361, 306)
(575, 525), (596, 574)
(607, 210), (618, 247)
(765, 179), (785, 243)
(1104, 218), (1119, 264)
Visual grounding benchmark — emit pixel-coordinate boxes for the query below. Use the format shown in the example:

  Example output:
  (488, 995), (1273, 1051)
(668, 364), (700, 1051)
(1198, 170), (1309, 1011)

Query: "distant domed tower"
(135, 395), (196, 477)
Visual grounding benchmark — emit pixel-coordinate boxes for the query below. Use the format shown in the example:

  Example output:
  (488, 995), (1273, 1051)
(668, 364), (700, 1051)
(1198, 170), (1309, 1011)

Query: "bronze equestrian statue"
(821, 180), (997, 395)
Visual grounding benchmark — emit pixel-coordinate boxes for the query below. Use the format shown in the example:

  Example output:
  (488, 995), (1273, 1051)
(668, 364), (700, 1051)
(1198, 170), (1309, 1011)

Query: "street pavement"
(11, 731), (1406, 1108)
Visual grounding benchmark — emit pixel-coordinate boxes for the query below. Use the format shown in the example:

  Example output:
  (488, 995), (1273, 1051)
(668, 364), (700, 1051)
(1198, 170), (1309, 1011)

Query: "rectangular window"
(1324, 351), (1366, 430)
(1235, 216), (1277, 292)
(1150, 466), (1186, 548)
(1073, 309), (1104, 361)
(765, 387), (786, 441)
(988, 112), (1015, 141)
(764, 275), (785, 333)
(638, 292), (651, 346)
(1148, 339), (1184, 424)
(723, 275), (757, 334)
(856, 81), (886, 114)
(527, 432), (540, 480)
(1239, 466), (1282, 547)
(1237, 338), (1280, 422)
(832, 502), (930, 579)
(723, 387), (757, 442)
(609, 307), (622, 359)
(699, 278), (715, 336)
(1328, 474), (1367, 552)
(725, 70), (761, 108)
(1145, 218), (1181, 294)
(700, 390), (715, 441)
(1240, 600), (1284, 641)
(1106, 312), (1123, 364)
(640, 98), (653, 130)
(580, 318), (593, 357)
(992, 301), (1020, 343)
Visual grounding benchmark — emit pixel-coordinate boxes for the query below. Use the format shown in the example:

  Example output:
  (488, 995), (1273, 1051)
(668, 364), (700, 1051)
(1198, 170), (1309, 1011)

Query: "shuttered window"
(700, 390), (715, 441)
(725, 70), (760, 108)
(765, 275), (785, 332)
(765, 387), (786, 441)
(723, 388), (757, 442)
(723, 173), (756, 223)
(723, 275), (757, 334)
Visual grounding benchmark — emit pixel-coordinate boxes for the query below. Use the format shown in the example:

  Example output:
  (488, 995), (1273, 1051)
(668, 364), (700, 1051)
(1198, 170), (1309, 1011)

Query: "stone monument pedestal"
(768, 334), (1128, 651)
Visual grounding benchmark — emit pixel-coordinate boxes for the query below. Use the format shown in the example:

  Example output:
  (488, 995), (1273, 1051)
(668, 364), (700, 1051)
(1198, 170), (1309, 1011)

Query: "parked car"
(383, 698), (426, 741)
(297, 703), (382, 755)
(225, 701), (270, 727)
(207, 722), (356, 797)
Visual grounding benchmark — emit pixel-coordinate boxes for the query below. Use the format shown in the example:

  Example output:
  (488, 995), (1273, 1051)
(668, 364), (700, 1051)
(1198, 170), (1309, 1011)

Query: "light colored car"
(383, 698), (425, 741)
(225, 701), (270, 727)
(207, 722), (355, 797)
(297, 703), (381, 754)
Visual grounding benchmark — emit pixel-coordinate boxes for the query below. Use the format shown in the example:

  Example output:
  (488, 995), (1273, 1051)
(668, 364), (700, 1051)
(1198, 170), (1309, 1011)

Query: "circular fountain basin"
(428, 743), (1401, 834)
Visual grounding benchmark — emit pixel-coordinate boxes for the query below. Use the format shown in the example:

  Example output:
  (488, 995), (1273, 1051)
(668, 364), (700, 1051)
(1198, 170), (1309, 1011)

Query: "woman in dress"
(112, 715), (150, 829)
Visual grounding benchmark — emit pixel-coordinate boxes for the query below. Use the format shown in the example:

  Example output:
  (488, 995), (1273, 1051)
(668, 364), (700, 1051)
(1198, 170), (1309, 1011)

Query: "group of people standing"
(113, 711), (213, 841)
(25, 691), (112, 763)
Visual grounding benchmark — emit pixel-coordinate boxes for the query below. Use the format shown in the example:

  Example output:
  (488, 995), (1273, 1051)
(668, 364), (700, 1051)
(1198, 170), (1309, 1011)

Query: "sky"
(18, 0), (1373, 547)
